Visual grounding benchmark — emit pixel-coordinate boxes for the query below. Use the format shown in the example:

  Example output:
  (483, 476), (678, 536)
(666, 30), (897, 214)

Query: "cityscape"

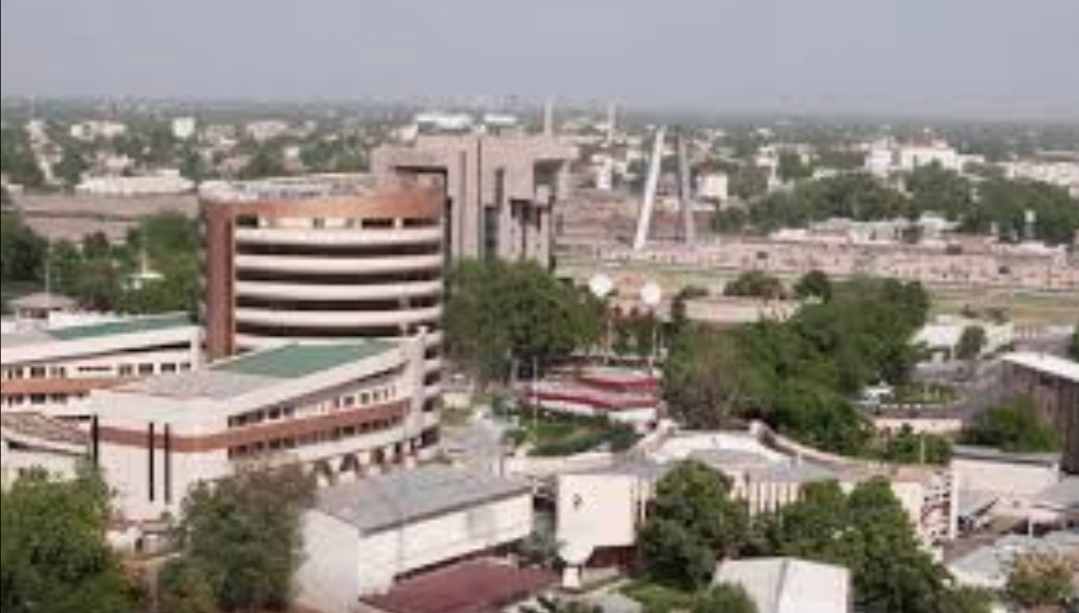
(1, 2), (1077, 613)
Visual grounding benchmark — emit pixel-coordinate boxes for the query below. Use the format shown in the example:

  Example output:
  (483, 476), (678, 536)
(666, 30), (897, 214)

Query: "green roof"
(49, 314), (195, 341)
(213, 341), (396, 379)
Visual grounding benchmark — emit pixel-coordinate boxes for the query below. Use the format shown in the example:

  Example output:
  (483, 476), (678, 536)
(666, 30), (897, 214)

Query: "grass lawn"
(512, 413), (641, 457)
(621, 581), (697, 613)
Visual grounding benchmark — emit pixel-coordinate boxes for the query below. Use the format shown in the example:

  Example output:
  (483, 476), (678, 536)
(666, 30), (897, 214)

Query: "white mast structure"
(632, 126), (697, 251)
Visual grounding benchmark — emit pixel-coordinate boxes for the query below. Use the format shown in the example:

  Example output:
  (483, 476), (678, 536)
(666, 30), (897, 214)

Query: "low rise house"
(298, 466), (534, 612)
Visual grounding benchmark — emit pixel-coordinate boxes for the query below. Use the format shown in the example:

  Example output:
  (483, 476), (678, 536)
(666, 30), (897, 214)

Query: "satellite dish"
(640, 281), (662, 308)
(589, 273), (615, 299)
(560, 541), (595, 566)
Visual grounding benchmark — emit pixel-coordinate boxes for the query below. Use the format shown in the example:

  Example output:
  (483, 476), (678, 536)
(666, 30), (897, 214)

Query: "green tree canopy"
(692, 582), (759, 613)
(0, 211), (47, 282)
(961, 396), (1061, 453)
(793, 270), (833, 302)
(0, 468), (135, 613)
(752, 478), (988, 613)
(1005, 551), (1077, 611)
(724, 272), (787, 300)
(173, 466), (316, 612)
(955, 326), (987, 362)
(639, 461), (749, 591)
(445, 260), (600, 383)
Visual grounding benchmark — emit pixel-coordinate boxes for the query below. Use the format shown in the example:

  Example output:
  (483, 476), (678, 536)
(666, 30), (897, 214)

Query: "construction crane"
(632, 126), (697, 252)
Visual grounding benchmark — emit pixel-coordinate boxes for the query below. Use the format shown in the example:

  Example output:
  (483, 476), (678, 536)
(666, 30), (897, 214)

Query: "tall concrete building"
(372, 135), (577, 268)
(199, 176), (444, 412)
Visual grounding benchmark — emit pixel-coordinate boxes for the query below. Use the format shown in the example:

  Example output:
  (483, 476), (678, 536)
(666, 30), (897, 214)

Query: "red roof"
(362, 560), (556, 613)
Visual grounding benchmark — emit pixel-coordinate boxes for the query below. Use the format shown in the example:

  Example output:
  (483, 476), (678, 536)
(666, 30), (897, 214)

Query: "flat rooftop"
(120, 340), (396, 401)
(1, 313), (195, 349)
(200, 175), (372, 203)
(953, 445), (1062, 468)
(313, 465), (531, 536)
(1003, 352), (1079, 384)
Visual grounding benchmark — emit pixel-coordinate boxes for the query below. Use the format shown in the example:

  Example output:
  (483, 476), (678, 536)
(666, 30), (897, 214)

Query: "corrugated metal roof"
(314, 465), (532, 535)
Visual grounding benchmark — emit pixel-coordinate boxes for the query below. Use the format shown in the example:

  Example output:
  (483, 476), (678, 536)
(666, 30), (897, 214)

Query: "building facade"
(88, 339), (437, 522)
(372, 135), (577, 268)
(297, 465), (533, 611)
(1000, 353), (1079, 474)
(1, 315), (202, 417)
(199, 176), (444, 413)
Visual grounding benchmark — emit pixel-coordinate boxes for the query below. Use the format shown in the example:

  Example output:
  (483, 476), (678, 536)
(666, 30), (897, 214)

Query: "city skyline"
(3, 0), (1079, 120)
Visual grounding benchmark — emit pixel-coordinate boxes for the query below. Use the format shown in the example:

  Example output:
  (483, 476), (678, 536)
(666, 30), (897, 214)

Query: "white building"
(76, 172), (194, 197)
(171, 117), (198, 141)
(713, 558), (851, 613)
(865, 139), (961, 176)
(948, 531), (1079, 591)
(296, 465), (533, 612)
(556, 429), (957, 584)
(1, 413), (87, 486)
(951, 446), (1063, 520)
(914, 315), (1015, 363)
(88, 339), (436, 523)
(1, 314), (202, 417)
(69, 121), (128, 142)
(697, 173), (729, 203)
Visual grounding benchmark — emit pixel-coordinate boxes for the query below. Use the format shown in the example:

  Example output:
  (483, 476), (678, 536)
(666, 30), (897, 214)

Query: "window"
(119, 365), (134, 377)
(162, 363), (177, 374)
(138, 364), (154, 375)
(49, 366), (67, 378)
(30, 367), (47, 379)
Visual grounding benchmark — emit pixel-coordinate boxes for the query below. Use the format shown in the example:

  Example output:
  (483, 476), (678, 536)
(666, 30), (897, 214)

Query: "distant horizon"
(4, 0), (1078, 123)
(3, 94), (1079, 126)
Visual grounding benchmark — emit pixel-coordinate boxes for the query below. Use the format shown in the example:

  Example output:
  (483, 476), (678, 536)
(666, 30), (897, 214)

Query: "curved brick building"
(199, 176), (444, 411)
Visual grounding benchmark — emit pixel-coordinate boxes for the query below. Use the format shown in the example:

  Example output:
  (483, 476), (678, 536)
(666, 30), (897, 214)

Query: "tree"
(752, 478), (986, 613)
(961, 396), (1060, 453)
(0, 211), (47, 282)
(664, 324), (745, 429)
(793, 270), (833, 302)
(55, 147), (90, 188)
(445, 260), (599, 383)
(724, 272), (787, 300)
(1006, 551), (1077, 611)
(158, 559), (220, 613)
(693, 583), (759, 613)
(777, 151), (814, 183)
(174, 465), (316, 612)
(1, 126), (45, 188)
(639, 461), (749, 591)
(0, 468), (136, 613)
(955, 326), (987, 362)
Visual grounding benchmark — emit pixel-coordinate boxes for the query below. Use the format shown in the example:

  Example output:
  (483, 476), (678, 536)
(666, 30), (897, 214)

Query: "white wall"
(951, 457), (1060, 517)
(353, 494), (533, 596)
(297, 513), (361, 613)
(557, 473), (646, 554)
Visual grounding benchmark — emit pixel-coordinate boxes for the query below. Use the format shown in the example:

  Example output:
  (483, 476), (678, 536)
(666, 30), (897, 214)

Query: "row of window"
(2, 361), (193, 381)
(2, 392), (88, 408)
(227, 382), (399, 430)
(227, 414), (404, 460)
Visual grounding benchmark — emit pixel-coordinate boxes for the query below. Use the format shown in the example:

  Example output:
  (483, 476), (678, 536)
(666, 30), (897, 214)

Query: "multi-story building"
(89, 338), (436, 522)
(199, 176), (444, 413)
(372, 134), (577, 268)
(1001, 353), (1079, 474)
(1, 314), (202, 417)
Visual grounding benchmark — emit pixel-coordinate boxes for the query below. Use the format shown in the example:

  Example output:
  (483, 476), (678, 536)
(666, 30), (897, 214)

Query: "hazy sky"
(3, 0), (1078, 118)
